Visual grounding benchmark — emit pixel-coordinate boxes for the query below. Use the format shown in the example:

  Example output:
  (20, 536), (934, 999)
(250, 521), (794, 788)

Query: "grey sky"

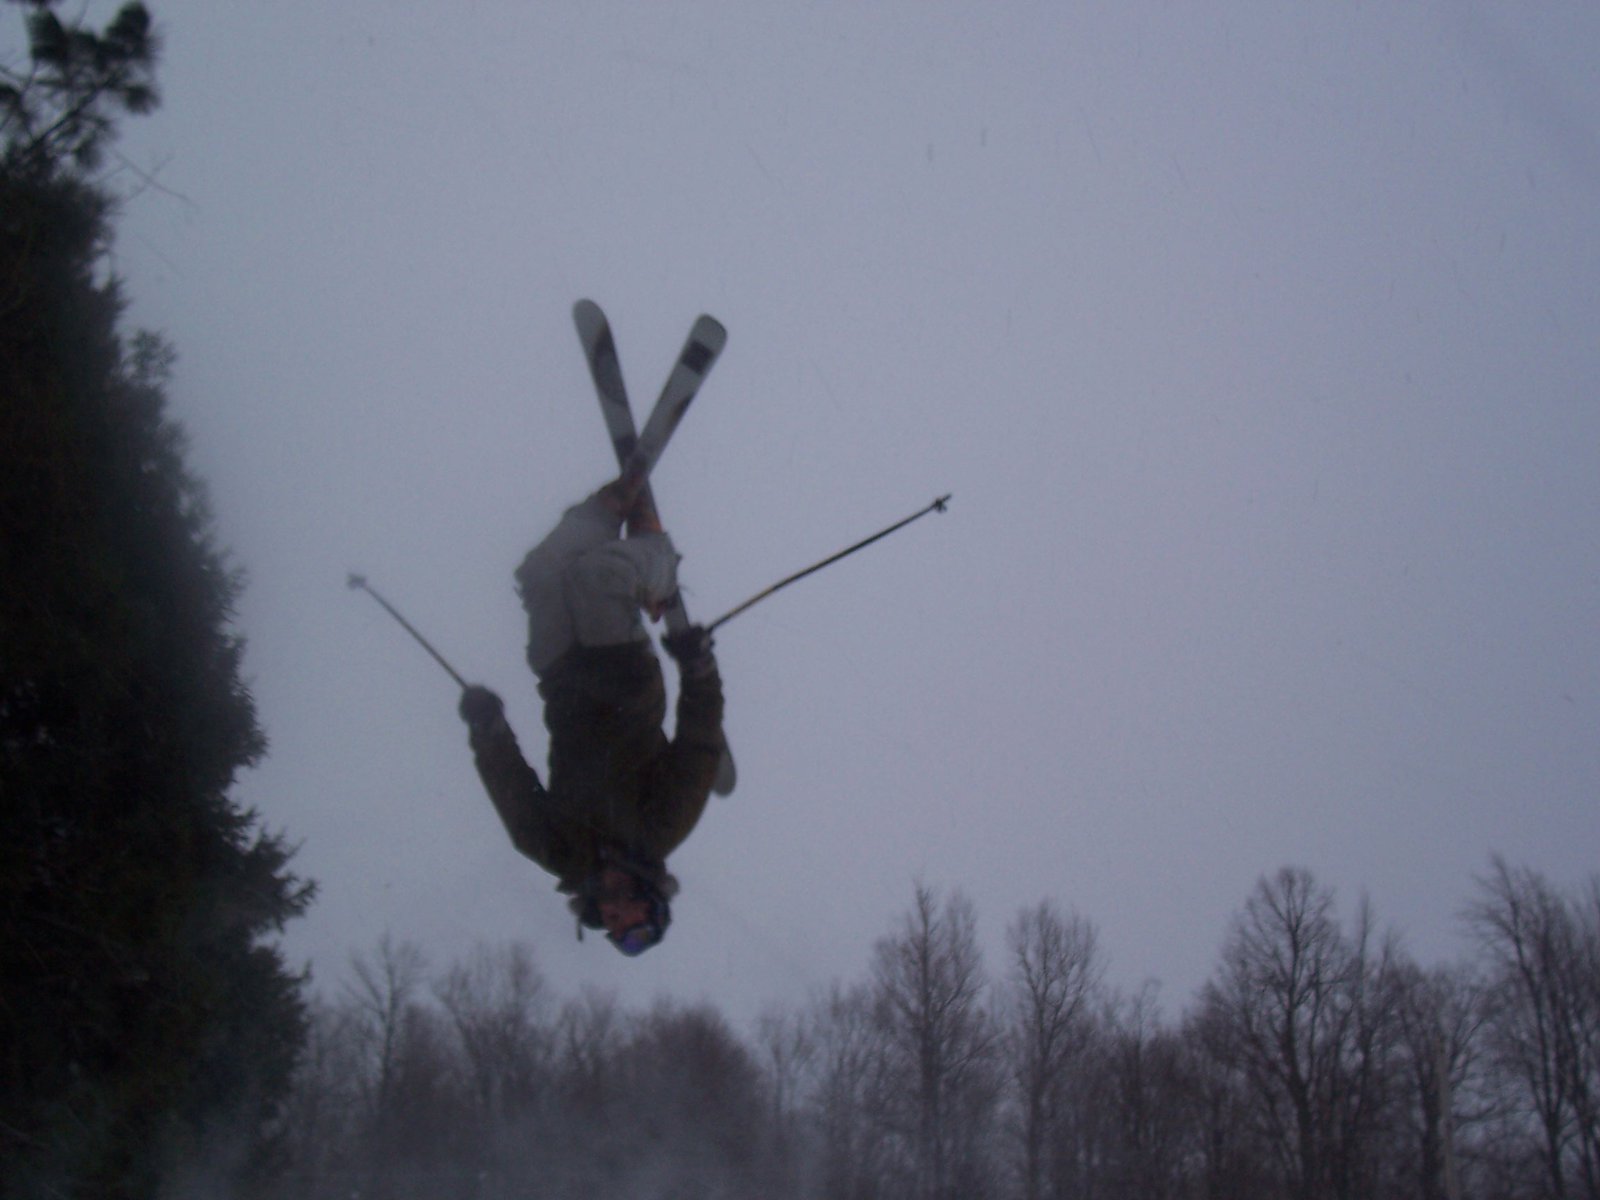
(110, 1), (1599, 1024)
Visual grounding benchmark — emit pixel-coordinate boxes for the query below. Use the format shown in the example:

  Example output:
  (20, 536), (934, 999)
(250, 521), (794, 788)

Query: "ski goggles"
(608, 921), (662, 957)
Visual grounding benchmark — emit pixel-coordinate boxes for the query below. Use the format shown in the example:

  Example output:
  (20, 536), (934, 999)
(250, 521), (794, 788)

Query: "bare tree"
(757, 1003), (818, 1196)
(551, 984), (624, 1124)
(1196, 867), (1406, 1200)
(341, 935), (485, 1197)
(345, 933), (428, 1138)
(1200, 868), (1344, 1197)
(1001, 899), (1102, 1200)
(277, 1000), (364, 1200)
(1098, 985), (1208, 1200)
(806, 981), (894, 1200)
(1578, 879), (1600, 1198)
(382, 1001), (470, 1179)
(1322, 899), (1407, 1199)
(435, 940), (551, 1121)
(1467, 857), (1600, 1200)
(872, 883), (998, 1200)
(1184, 1002), (1275, 1200)
(619, 999), (769, 1189)
(1391, 961), (1488, 1200)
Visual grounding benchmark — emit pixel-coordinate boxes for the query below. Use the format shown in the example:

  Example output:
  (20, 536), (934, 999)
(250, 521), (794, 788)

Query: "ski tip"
(692, 313), (728, 347)
(713, 750), (737, 797)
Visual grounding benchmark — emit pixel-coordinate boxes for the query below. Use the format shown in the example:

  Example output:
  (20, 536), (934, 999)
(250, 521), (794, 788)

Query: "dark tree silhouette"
(1, 5), (312, 1196)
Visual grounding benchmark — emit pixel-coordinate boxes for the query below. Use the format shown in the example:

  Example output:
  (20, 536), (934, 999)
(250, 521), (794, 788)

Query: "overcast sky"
(105, 1), (1599, 1026)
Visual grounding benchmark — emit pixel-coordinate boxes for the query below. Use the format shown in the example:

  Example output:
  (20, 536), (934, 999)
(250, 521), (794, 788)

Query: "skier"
(456, 467), (725, 956)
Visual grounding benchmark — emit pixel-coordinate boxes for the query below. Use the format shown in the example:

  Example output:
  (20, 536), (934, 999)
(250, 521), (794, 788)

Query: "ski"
(573, 299), (637, 460)
(627, 313), (726, 481)
(572, 300), (737, 796)
(573, 298), (671, 542)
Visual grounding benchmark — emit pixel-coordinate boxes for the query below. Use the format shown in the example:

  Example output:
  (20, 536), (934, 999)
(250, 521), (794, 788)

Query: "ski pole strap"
(706, 494), (951, 634)
(347, 573), (470, 690)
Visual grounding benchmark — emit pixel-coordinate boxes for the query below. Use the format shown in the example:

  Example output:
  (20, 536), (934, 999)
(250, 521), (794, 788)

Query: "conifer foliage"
(1, 4), (313, 1195)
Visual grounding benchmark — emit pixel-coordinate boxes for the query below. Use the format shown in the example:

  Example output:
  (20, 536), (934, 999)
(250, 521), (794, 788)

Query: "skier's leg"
(517, 490), (623, 674)
(518, 484), (680, 674)
(562, 531), (679, 652)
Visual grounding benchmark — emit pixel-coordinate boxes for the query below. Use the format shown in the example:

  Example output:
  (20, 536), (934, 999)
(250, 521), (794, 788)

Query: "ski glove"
(458, 685), (505, 731)
(662, 625), (716, 679)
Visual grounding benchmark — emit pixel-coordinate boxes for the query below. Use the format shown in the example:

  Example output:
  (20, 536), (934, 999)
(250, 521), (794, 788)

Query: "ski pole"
(706, 494), (951, 634)
(347, 574), (469, 690)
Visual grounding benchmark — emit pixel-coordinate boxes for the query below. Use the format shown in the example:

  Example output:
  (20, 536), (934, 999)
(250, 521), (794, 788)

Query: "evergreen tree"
(1, 4), (314, 1196)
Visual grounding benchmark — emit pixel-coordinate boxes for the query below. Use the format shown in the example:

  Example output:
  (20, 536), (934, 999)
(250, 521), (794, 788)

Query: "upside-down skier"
(352, 304), (940, 957)
(456, 467), (724, 957)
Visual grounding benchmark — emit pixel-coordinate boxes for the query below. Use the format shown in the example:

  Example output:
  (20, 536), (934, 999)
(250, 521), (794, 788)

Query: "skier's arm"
(643, 639), (725, 852)
(459, 687), (563, 872)
(671, 652), (726, 762)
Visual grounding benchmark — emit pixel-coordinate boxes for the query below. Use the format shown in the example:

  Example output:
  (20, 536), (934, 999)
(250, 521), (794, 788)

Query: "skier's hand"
(458, 685), (505, 731)
(662, 626), (716, 678)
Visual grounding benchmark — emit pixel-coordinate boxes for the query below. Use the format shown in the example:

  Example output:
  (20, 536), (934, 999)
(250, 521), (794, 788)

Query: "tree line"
(270, 860), (1600, 1200)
